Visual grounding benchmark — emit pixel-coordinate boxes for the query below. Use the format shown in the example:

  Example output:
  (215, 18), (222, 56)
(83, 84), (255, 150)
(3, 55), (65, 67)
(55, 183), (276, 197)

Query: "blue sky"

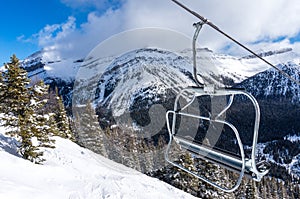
(0, 0), (103, 64)
(1, 0), (300, 65)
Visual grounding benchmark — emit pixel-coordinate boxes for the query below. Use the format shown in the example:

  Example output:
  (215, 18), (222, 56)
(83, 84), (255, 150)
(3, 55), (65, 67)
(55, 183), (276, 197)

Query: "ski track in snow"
(0, 128), (196, 199)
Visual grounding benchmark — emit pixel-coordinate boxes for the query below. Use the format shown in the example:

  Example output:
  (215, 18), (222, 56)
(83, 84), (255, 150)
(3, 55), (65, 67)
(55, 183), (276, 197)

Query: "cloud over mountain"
(27, 0), (300, 62)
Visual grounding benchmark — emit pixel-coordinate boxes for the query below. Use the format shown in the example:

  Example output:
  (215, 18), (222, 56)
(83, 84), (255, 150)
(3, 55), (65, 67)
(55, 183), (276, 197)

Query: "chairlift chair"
(164, 0), (281, 192)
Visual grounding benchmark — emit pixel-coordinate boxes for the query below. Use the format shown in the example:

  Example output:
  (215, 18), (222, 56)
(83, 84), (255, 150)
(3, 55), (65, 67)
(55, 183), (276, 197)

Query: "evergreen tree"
(2, 55), (55, 163)
(245, 179), (256, 199)
(235, 179), (246, 198)
(41, 88), (76, 141)
(271, 177), (279, 199)
(2, 55), (30, 130)
(28, 81), (56, 148)
(152, 136), (167, 169)
(160, 152), (201, 197)
(293, 183), (300, 199)
(138, 138), (154, 173)
(18, 114), (42, 162)
(266, 177), (273, 198)
(74, 102), (107, 156)
(279, 180), (288, 199)
(103, 126), (124, 163)
(55, 92), (74, 141)
(262, 179), (268, 199)
(123, 129), (141, 171)
(0, 71), (6, 116)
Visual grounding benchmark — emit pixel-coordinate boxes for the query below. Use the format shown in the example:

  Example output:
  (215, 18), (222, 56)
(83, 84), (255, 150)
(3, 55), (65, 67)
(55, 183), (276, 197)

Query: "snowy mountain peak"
(94, 48), (195, 117)
(19, 49), (82, 82)
(239, 61), (300, 102)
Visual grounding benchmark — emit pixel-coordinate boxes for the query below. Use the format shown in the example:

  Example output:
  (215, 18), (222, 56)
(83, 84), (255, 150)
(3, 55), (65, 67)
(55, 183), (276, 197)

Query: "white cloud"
(31, 16), (78, 60)
(32, 0), (300, 60)
(120, 0), (300, 53)
(37, 16), (76, 46)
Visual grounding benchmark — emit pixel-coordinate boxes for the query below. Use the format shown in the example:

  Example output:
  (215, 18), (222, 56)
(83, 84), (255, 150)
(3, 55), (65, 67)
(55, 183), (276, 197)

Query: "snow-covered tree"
(122, 129), (142, 171)
(149, 152), (201, 197)
(151, 136), (167, 171)
(2, 55), (30, 129)
(40, 88), (76, 141)
(138, 138), (155, 173)
(55, 93), (74, 141)
(74, 102), (107, 156)
(2, 55), (55, 163)
(174, 153), (200, 196)
(279, 180), (288, 199)
(28, 81), (56, 148)
(245, 179), (256, 199)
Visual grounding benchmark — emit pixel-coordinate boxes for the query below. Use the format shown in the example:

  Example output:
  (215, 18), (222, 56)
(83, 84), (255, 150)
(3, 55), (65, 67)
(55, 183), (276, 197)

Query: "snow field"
(0, 130), (196, 199)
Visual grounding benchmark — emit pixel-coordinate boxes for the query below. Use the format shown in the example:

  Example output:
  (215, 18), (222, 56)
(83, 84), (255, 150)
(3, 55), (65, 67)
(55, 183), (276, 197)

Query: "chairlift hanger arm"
(171, 0), (300, 85)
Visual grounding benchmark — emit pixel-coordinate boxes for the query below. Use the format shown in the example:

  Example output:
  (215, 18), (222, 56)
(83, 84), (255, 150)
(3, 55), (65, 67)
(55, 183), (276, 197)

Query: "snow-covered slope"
(94, 48), (195, 117)
(255, 136), (300, 179)
(0, 128), (196, 199)
(180, 47), (300, 84)
(238, 61), (300, 102)
(20, 49), (82, 83)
